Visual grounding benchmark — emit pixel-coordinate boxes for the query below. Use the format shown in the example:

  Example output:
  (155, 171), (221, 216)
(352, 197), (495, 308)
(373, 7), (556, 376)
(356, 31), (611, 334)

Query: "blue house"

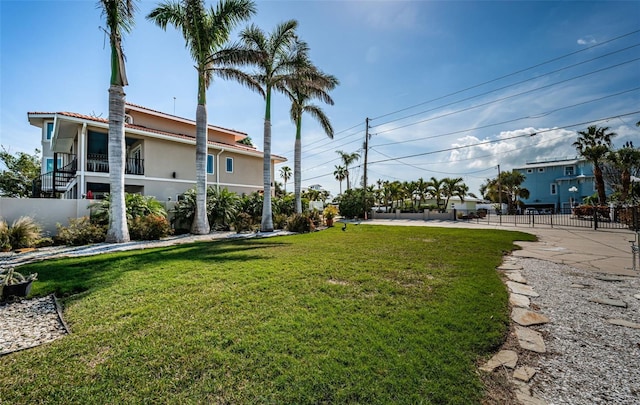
(514, 158), (596, 213)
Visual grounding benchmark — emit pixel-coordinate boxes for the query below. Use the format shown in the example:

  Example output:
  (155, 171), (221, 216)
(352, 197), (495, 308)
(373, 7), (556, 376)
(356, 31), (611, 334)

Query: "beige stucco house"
(28, 103), (285, 201)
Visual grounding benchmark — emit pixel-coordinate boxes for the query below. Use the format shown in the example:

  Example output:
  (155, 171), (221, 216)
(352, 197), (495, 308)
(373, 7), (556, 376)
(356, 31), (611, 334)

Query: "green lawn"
(1, 225), (535, 404)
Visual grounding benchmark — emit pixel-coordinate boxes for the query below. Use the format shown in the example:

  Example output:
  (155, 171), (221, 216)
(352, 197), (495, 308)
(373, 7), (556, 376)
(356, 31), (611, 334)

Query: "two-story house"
(28, 103), (285, 200)
(515, 157), (596, 213)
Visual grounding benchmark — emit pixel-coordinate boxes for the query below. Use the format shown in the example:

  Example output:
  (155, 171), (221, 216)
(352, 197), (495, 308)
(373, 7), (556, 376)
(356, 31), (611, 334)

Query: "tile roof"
(27, 111), (285, 160)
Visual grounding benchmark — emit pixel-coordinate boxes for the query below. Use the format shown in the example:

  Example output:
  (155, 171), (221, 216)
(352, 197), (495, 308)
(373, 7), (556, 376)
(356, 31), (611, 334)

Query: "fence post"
(593, 208), (598, 230)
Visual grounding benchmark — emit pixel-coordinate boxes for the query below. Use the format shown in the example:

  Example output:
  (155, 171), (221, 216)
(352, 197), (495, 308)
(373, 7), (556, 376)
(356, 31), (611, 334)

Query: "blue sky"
(1, 0), (639, 198)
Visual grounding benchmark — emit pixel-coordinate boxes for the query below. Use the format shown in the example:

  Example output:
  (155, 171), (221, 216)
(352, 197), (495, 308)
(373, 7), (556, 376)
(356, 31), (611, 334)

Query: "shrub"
(338, 188), (374, 219)
(273, 213), (288, 230)
(56, 217), (106, 246)
(286, 213), (315, 233)
(209, 188), (240, 231)
(0, 219), (10, 251)
(9, 216), (42, 249)
(234, 212), (255, 233)
(129, 214), (172, 240)
(323, 205), (338, 220)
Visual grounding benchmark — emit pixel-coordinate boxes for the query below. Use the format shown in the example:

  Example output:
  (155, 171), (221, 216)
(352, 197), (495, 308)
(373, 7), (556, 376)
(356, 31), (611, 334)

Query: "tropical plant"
(604, 141), (640, 203)
(336, 150), (360, 190)
(99, 0), (137, 243)
(148, 0), (258, 235)
(233, 212), (255, 233)
(283, 54), (338, 214)
(279, 166), (292, 193)
(241, 20), (305, 232)
(482, 170), (530, 214)
(92, 193), (167, 225)
(208, 187), (240, 230)
(323, 204), (338, 220)
(426, 177), (445, 211)
(573, 125), (616, 205)
(0, 147), (41, 198)
(442, 177), (468, 210)
(334, 165), (347, 195)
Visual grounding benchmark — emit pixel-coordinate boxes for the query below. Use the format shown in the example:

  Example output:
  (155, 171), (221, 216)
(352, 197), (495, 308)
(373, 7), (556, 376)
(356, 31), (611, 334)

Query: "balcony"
(86, 154), (145, 175)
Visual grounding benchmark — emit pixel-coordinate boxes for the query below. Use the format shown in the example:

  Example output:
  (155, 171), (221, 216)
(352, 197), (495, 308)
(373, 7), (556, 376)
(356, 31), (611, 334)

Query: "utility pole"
(363, 118), (370, 220)
(497, 164), (502, 225)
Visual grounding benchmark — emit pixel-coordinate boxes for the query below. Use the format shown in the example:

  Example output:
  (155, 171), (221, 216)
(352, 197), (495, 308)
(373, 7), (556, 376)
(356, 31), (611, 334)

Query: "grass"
(0, 225), (535, 404)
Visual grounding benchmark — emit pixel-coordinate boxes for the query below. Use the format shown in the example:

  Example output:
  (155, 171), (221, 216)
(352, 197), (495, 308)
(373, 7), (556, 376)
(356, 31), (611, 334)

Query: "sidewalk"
(360, 219), (639, 276)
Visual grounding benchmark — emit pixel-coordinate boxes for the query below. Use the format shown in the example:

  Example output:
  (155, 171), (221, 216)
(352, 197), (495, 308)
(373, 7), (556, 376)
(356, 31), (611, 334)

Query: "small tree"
(0, 147), (41, 198)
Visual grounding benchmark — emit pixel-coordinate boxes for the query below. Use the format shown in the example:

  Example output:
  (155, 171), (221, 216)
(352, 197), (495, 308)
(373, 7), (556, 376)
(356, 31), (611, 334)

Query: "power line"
(372, 86), (640, 148)
(372, 43), (640, 128)
(300, 110), (640, 183)
(372, 57), (640, 136)
(370, 29), (640, 122)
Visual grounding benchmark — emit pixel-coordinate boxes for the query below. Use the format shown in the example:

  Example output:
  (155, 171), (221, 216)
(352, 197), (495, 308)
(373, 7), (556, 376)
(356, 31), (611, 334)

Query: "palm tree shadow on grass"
(22, 239), (291, 298)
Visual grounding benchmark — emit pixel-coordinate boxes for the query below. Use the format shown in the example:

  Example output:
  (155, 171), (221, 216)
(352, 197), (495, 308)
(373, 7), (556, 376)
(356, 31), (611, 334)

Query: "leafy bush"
(129, 214), (172, 240)
(286, 213), (315, 233)
(338, 188), (374, 219)
(234, 212), (255, 233)
(56, 217), (106, 246)
(323, 205), (338, 219)
(239, 192), (263, 224)
(0, 219), (10, 251)
(209, 188), (240, 231)
(273, 213), (288, 230)
(9, 216), (42, 249)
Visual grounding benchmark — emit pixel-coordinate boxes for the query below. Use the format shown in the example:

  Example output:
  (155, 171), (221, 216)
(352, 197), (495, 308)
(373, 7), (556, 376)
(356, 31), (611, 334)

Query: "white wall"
(0, 198), (92, 236)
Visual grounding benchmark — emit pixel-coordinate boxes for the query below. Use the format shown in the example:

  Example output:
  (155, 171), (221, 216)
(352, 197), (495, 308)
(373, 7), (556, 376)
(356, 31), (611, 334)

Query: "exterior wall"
(0, 198), (91, 236)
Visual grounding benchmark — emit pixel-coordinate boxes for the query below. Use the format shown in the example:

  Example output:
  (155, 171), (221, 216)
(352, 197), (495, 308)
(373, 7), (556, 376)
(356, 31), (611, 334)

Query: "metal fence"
(455, 206), (639, 231)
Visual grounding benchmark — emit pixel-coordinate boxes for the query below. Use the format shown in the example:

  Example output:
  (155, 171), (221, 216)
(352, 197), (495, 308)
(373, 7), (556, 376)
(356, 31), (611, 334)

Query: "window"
(207, 154), (214, 174)
(46, 122), (54, 140)
(537, 168), (545, 173)
(564, 166), (574, 176)
(226, 157), (233, 173)
(45, 157), (62, 172)
(526, 168), (533, 174)
(550, 183), (557, 195)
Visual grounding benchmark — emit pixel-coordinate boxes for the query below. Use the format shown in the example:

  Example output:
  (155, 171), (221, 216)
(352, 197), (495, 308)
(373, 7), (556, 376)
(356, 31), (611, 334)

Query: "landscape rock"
(606, 319), (640, 329)
(515, 325), (546, 353)
(479, 350), (518, 372)
(498, 263), (523, 271)
(506, 281), (540, 297)
(513, 366), (537, 382)
(506, 271), (527, 284)
(594, 275), (627, 282)
(589, 297), (627, 308)
(512, 308), (550, 326)
(509, 293), (530, 308)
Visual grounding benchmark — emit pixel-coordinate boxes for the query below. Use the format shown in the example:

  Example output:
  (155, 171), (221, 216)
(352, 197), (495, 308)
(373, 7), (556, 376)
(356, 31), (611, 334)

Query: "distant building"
(28, 103), (286, 200)
(515, 158), (596, 212)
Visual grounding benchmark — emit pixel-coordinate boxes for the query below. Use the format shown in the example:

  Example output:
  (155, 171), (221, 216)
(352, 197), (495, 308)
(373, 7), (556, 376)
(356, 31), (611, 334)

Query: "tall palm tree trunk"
(261, 88), (274, 232)
(191, 101), (210, 234)
(294, 118), (302, 214)
(105, 84), (130, 243)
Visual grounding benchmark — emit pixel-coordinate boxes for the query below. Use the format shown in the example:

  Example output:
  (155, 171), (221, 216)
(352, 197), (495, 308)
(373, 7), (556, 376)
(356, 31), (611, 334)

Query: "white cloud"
(577, 36), (597, 45)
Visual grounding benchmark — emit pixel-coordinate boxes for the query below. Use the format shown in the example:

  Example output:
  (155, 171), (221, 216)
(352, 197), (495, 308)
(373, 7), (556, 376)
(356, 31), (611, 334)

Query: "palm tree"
(283, 56), (338, 214)
(336, 150), (360, 190)
(333, 165), (347, 195)
(573, 125), (616, 205)
(483, 170), (529, 213)
(427, 177), (445, 211)
(147, 0), (258, 235)
(442, 177), (468, 210)
(241, 20), (304, 232)
(99, 0), (137, 243)
(279, 165), (292, 193)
